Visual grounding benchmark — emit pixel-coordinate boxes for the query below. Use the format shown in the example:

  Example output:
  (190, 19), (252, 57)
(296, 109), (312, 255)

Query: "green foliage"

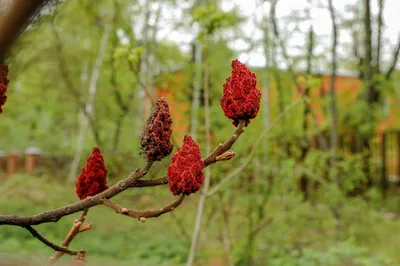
(264, 239), (391, 266)
(1, 0), (400, 265)
(340, 100), (375, 138)
(0, 175), (188, 265)
(192, 5), (242, 39)
(113, 45), (144, 64)
(1, 0), (191, 156)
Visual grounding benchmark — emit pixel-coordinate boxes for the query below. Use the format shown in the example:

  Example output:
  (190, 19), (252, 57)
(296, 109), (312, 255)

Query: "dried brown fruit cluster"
(140, 98), (174, 161)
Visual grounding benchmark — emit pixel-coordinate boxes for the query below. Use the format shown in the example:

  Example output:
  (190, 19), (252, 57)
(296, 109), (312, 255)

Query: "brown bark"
(0, 0), (44, 62)
(0, 110), (248, 257)
(47, 210), (91, 265)
(23, 225), (78, 255)
(328, 0), (339, 181)
(299, 25), (315, 200)
(363, 0), (376, 103)
(376, 0), (385, 73)
(0, 162), (153, 227)
(103, 194), (185, 221)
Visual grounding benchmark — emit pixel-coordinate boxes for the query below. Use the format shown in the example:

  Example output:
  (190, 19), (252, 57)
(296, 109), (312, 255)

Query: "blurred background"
(0, 0), (400, 265)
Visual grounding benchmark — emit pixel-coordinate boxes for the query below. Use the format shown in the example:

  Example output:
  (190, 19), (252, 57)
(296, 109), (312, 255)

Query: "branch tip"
(215, 150), (236, 161)
(79, 223), (92, 232)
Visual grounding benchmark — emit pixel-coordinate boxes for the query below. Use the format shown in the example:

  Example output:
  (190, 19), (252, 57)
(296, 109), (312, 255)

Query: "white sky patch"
(230, 0), (400, 69)
(136, 0), (400, 70)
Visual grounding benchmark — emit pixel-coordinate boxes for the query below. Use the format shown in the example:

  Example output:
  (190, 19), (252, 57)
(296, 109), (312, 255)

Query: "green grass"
(0, 174), (190, 265)
(0, 174), (400, 265)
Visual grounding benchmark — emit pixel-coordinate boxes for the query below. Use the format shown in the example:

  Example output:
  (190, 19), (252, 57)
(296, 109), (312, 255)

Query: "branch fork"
(0, 118), (247, 265)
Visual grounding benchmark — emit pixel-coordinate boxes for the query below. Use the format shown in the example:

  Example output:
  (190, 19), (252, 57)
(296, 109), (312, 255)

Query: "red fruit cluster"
(0, 64), (9, 114)
(220, 59), (261, 127)
(140, 98), (173, 161)
(75, 148), (108, 200)
(167, 136), (205, 196)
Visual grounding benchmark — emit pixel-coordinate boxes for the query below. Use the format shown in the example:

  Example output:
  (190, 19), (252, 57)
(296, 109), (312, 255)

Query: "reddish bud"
(167, 136), (205, 196)
(75, 148), (108, 200)
(0, 64), (9, 114)
(140, 98), (173, 161)
(220, 59), (261, 127)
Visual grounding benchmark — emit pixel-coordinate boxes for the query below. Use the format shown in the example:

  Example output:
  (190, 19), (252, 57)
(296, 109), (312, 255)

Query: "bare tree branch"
(385, 33), (400, 80)
(203, 122), (245, 166)
(102, 194), (185, 221)
(0, 113), (250, 227)
(47, 210), (90, 265)
(0, 162), (153, 226)
(186, 42), (212, 266)
(24, 225), (78, 255)
(128, 61), (156, 106)
(135, 177), (169, 187)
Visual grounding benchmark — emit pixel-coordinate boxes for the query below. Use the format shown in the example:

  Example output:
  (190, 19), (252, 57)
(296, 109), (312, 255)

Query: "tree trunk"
(68, 24), (110, 181)
(134, 1), (151, 137)
(299, 25), (314, 200)
(68, 109), (87, 181)
(221, 201), (234, 266)
(328, 0), (339, 185)
(328, 0), (344, 241)
(190, 0), (204, 140)
(262, 14), (271, 180)
(112, 114), (124, 153)
(363, 0), (375, 103)
(376, 0), (384, 73)
(190, 39), (202, 140)
(186, 41), (210, 266)
(270, 13), (286, 153)
(360, 0), (375, 188)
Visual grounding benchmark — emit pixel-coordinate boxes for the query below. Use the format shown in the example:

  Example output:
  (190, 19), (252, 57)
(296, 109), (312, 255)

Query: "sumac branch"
(0, 58), (261, 265)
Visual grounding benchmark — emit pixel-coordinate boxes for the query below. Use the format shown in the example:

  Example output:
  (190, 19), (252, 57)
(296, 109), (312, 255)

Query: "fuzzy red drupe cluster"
(75, 148), (108, 200)
(167, 136), (205, 196)
(0, 64), (9, 113)
(140, 98), (174, 161)
(220, 59), (261, 127)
